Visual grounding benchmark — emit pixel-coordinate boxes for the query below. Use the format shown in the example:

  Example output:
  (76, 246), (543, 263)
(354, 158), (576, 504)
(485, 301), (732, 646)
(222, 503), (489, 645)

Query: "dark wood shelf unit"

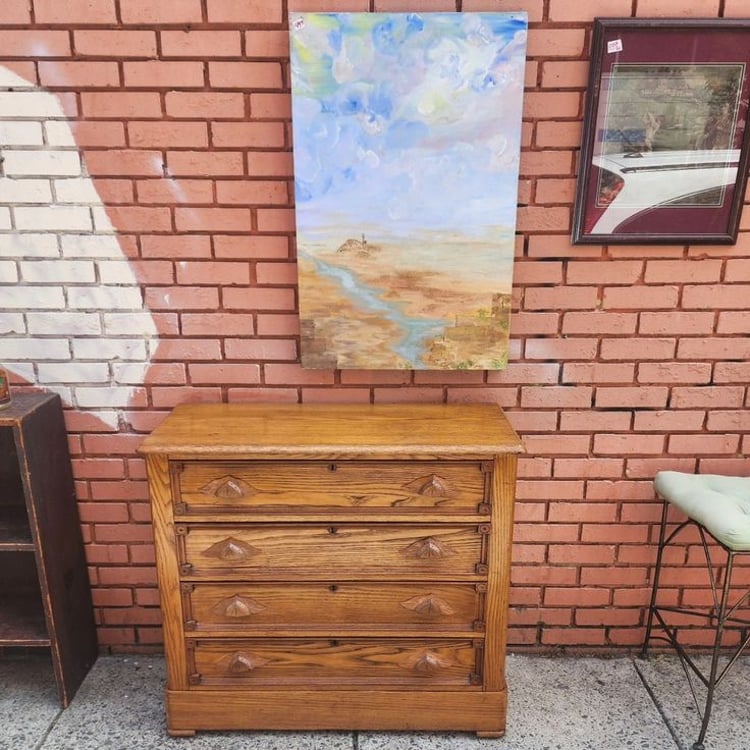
(0, 393), (98, 706)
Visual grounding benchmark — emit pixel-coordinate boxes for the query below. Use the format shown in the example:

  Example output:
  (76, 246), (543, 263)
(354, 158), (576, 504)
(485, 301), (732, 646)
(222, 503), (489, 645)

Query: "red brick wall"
(1, 0), (749, 652)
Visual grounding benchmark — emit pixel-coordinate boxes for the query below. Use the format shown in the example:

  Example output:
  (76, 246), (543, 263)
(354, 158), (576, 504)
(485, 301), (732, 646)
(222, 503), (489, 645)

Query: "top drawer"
(172, 461), (490, 517)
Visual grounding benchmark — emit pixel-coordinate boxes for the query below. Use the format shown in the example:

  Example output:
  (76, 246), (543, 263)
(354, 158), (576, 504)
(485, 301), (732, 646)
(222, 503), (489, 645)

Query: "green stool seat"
(654, 471), (750, 551)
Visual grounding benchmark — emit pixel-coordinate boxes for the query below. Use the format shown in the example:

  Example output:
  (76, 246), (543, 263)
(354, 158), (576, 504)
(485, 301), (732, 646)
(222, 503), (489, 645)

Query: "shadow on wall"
(0, 66), (158, 428)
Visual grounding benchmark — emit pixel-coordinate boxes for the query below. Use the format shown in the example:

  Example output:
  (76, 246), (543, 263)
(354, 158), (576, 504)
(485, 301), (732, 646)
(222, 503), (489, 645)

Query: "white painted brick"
(0, 121), (44, 146)
(44, 121), (77, 147)
(54, 177), (103, 204)
(0, 179), (53, 203)
(1, 285), (65, 308)
(61, 234), (122, 258)
(26, 311), (101, 335)
(0, 313), (26, 334)
(113, 362), (158, 384)
(97, 260), (142, 284)
(74, 386), (141, 408)
(0, 92), (63, 117)
(15, 206), (92, 231)
(103, 312), (159, 336)
(3, 150), (81, 177)
(38, 362), (110, 383)
(0, 338), (70, 359)
(0, 233), (59, 257)
(73, 338), (147, 361)
(0, 207), (10, 229)
(20, 259), (96, 283)
(92, 205), (115, 232)
(67, 285), (144, 309)
(0, 68), (35, 88)
(0, 260), (18, 282)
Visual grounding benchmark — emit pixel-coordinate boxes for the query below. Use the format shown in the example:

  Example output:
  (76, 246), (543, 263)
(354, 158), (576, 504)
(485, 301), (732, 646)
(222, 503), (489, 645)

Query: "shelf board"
(0, 506), (33, 549)
(0, 592), (49, 647)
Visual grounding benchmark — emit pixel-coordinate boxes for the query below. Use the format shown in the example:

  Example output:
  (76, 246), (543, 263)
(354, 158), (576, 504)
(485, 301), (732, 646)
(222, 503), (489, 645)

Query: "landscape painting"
(289, 12), (527, 369)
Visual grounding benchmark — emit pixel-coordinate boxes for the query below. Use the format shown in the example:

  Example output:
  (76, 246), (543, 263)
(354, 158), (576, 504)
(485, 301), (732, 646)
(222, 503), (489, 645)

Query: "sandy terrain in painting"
(298, 232), (514, 370)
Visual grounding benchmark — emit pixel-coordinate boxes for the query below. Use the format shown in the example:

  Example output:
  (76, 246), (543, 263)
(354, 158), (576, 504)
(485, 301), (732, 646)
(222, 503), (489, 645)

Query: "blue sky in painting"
(290, 12), (528, 241)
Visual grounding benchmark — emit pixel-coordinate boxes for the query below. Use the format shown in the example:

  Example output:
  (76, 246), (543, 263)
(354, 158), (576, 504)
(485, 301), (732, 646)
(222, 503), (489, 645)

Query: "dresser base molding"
(166, 688), (507, 736)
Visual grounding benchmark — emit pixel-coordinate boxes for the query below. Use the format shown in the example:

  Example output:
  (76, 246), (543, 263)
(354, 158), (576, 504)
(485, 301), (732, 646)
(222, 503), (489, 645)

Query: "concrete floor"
(1, 652), (750, 750)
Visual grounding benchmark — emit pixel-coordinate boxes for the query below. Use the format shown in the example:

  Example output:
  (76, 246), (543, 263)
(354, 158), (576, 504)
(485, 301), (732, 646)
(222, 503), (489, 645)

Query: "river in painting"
(297, 227), (515, 370)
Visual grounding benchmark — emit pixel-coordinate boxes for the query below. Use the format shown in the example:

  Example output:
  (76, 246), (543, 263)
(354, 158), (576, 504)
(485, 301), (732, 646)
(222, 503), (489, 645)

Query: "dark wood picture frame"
(572, 18), (750, 245)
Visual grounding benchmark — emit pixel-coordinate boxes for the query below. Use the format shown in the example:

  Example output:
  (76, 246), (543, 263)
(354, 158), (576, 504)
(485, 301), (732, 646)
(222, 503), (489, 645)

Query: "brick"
(520, 386), (592, 409)
(104, 206), (172, 232)
(160, 29), (242, 58)
(209, 62), (283, 90)
(74, 30), (157, 57)
(524, 286), (597, 311)
(645, 259), (722, 283)
(677, 337), (750, 360)
(562, 363), (635, 384)
(68, 121), (126, 147)
(594, 433), (665, 455)
(668, 434), (740, 455)
(549, 0), (633, 20)
(145, 287), (219, 310)
(211, 121), (285, 148)
(247, 151), (294, 177)
(34, 0), (116, 22)
(595, 387), (668, 409)
(3, 150), (80, 177)
(567, 260), (643, 285)
(522, 434), (590, 455)
(256, 314), (299, 336)
(188, 363), (261, 385)
(301, 387), (370, 403)
(38, 61), (120, 88)
(136, 179), (213, 205)
(245, 30), (290, 57)
(718, 312), (750, 334)
(223, 287), (296, 311)
(140, 234), (211, 258)
(166, 151), (243, 176)
(257, 208), (295, 232)
(216, 180), (288, 205)
(264, 363), (335, 385)
(534, 178), (576, 205)
(540, 60), (590, 88)
(633, 410), (706, 432)
(123, 61), (205, 88)
(554, 458), (624, 479)
(714, 362), (750, 382)
(84, 149), (163, 177)
(119, 0), (203, 23)
(176, 261), (250, 286)
(600, 337), (676, 361)
(636, 0), (719, 14)
(639, 312), (715, 336)
(562, 312), (637, 335)
(81, 91), (162, 118)
(207, 0), (282, 23)
(181, 313), (255, 336)
(165, 92), (245, 119)
(559, 411), (631, 432)
(15, 206), (92, 231)
(535, 121), (582, 149)
(150, 339), (222, 361)
(150, 386), (222, 406)
(175, 207), (251, 232)
(0, 30), (71, 56)
(638, 362), (711, 384)
(250, 93), (292, 119)
(0, 0), (31, 22)
(525, 338), (598, 361)
(683, 284), (750, 309)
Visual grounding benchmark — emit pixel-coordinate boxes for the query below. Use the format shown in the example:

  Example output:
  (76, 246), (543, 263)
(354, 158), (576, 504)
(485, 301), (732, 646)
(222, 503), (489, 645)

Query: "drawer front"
(173, 461), (489, 516)
(188, 638), (483, 688)
(178, 524), (489, 580)
(183, 582), (486, 633)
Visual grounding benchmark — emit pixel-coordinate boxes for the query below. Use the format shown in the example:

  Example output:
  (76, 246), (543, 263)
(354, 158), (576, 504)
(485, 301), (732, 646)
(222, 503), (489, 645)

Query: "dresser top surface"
(138, 403), (523, 459)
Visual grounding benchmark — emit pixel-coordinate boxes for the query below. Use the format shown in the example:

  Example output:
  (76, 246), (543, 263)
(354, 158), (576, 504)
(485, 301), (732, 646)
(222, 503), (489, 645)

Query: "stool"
(642, 471), (750, 750)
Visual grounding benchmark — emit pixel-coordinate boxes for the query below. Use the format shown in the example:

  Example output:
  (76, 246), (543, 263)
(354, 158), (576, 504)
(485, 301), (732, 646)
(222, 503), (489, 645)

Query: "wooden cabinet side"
(144, 453), (187, 690)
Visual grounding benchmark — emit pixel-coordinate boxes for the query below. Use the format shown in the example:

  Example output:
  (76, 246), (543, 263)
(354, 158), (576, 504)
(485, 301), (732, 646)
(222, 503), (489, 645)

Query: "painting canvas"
(290, 12), (527, 369)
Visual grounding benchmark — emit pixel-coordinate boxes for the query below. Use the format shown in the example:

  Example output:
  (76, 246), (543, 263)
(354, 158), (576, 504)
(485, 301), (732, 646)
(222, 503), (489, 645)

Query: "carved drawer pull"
(227, 652), (270, 674)
(214, 594), (266, 618)
(404, 650), (453, 676)
(403, 536), (455, 559)
(400, 594), (455, 616)
(203, 537), (259, 561)
(199, 475), (254, 499)
(403, 473), (451, 497)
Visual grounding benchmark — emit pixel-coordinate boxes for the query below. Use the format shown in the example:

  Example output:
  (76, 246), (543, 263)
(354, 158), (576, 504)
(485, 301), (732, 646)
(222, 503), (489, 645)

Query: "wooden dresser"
(139, 403), (523, 737)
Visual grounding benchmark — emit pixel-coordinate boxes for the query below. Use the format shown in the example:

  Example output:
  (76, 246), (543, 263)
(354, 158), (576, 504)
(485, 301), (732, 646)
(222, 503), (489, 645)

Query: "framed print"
(572, 18), (750, 244)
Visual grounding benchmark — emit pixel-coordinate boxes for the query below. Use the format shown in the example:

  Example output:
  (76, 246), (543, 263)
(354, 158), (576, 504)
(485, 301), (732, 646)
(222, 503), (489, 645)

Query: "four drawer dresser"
(139, 402), (523, 737)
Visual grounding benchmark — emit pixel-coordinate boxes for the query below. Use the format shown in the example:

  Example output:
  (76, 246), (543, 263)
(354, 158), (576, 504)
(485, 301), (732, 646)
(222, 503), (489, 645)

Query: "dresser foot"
(168, 728), (197, 737)
(476, 731), (505, 739)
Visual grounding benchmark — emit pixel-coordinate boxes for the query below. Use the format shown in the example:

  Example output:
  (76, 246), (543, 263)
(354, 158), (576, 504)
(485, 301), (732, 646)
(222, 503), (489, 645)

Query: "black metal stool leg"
(643, 496), (670, 656)
(691, 552), (736, 750)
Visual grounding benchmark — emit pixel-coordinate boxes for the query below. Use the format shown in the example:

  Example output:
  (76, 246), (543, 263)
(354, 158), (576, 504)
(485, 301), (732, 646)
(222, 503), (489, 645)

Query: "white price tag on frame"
(607, 38), (623, 54)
